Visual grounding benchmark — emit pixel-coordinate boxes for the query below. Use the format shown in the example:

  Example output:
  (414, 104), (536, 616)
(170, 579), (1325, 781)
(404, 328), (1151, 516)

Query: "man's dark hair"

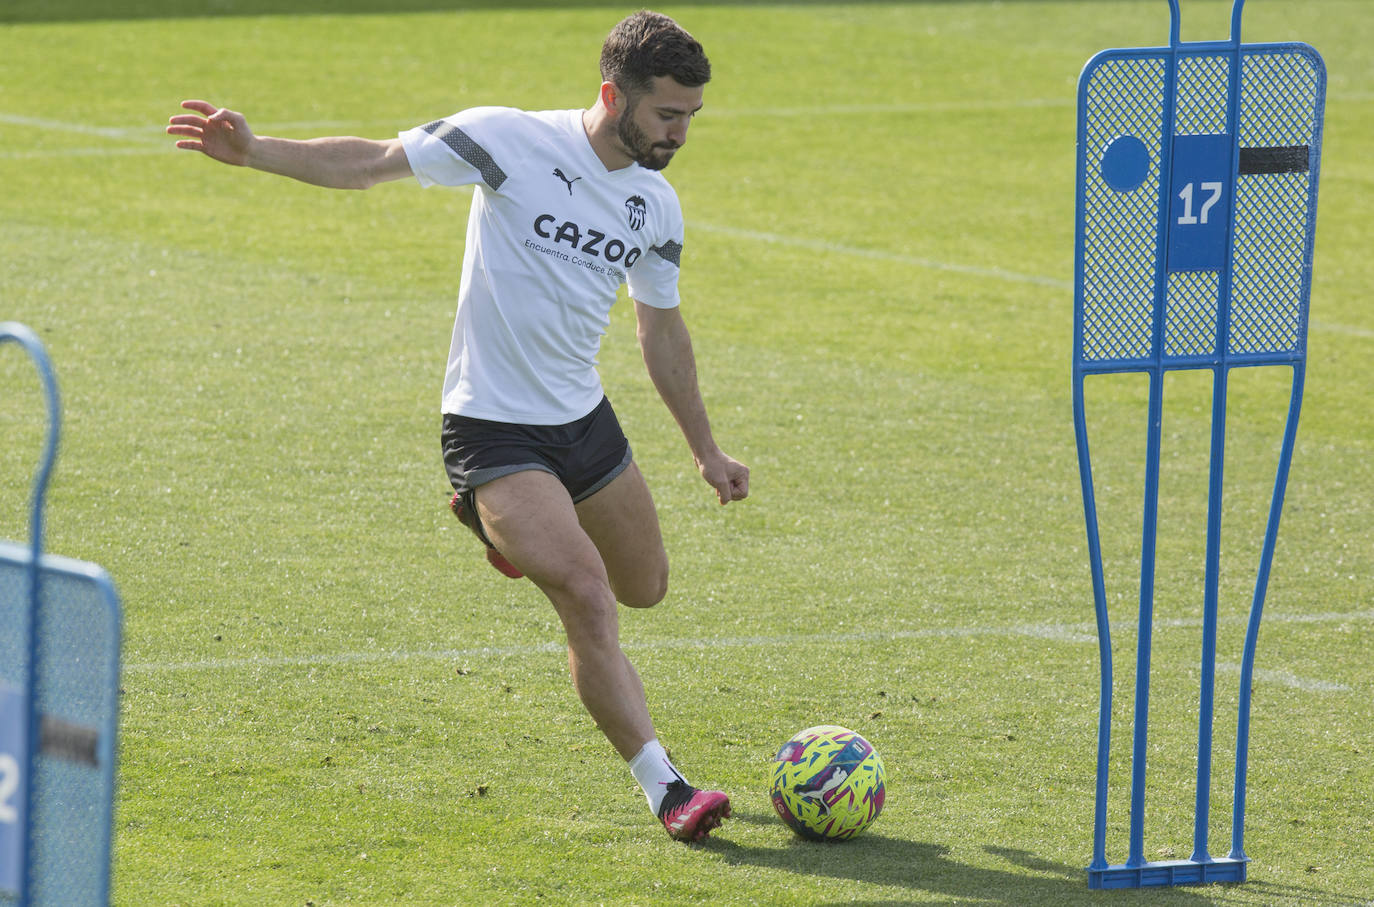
(599, 10), (711, 98)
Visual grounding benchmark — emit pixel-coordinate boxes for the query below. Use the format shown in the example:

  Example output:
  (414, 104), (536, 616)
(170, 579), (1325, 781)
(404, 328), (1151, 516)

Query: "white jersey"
(399, 107), (685, 425)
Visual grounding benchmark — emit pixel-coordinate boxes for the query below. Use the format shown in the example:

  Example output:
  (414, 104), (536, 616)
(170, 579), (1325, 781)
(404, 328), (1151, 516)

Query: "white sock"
(628, 739), (688, 815)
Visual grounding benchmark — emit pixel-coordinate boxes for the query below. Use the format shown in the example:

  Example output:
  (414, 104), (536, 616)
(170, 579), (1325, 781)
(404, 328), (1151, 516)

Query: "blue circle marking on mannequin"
(1100, 135), (1150, 192)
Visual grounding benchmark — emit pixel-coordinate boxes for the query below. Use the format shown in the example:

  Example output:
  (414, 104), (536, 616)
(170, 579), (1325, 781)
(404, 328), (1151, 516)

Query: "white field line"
(688, 221), (1073, 291)
(125, 609), (1371, 695)
(1312, 320), (1374, 339)
(710, 93), (1374, 115)
(0, 146), (170, 160)
(0, 111), (412, 140)
(1216, 663), (1349, 693)
(705, 98), (1074, 118)
(0, 112), (414, 160)
(0, 111), (166, 141)
(124, 624), (1085, 674)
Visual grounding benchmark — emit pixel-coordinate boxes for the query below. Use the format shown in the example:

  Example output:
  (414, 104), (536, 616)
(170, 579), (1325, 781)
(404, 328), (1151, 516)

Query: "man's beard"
(617, 107), (678, 171)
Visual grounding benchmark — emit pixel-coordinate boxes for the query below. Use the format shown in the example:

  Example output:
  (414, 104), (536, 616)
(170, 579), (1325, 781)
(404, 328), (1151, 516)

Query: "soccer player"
(167, 11), (746, 842)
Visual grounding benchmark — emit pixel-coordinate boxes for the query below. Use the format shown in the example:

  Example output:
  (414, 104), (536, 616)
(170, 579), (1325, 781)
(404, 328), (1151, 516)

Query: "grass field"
(2, 1), (1372, 904)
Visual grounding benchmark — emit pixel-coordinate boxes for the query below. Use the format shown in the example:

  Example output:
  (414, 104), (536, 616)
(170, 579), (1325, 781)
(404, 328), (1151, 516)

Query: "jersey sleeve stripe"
(421, 120), (508, 190)
(649, 240), (682, 267)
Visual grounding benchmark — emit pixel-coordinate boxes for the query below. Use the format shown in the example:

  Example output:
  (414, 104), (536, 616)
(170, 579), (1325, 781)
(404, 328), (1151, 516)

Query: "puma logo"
(553, 168), (582, 195)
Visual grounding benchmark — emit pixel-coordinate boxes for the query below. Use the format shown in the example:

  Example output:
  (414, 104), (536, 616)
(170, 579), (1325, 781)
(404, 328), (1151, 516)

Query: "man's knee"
(614, 560), (669, 609)
(544, 568), (622, 643)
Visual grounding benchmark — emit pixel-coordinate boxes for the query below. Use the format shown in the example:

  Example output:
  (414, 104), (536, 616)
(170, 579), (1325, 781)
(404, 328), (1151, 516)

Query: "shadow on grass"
(706, 812), (1218, 905)
(710, 814), (1365, 905)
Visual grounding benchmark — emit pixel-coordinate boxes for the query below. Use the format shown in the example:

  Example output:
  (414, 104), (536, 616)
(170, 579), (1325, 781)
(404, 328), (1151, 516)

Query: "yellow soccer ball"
(770, 725), (886, 841)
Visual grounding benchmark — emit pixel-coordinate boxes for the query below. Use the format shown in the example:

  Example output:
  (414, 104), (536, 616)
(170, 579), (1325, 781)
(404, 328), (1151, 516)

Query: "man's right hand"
(167, 100), (255, 166)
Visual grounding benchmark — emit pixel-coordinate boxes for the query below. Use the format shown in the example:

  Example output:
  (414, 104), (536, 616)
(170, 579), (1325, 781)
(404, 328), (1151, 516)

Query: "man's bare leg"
(475, 469), (654, 760)
(474, 466), (729, 839)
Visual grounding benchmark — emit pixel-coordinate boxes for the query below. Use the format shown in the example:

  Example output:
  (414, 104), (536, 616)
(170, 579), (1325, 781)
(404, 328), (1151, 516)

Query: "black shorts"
(441, 395), (633, 514)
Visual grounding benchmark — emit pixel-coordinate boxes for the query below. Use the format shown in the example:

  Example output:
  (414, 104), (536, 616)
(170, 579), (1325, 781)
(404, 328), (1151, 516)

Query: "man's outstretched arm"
(166, 100), (412, 190)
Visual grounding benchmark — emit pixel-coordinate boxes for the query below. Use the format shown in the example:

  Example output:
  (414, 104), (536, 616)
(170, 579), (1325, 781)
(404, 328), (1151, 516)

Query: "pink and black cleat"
(658, 781), (731, 843)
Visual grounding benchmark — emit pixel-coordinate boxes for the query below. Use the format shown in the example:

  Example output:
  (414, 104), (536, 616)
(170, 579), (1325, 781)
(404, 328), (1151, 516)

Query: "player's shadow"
(704, 812), (1220, 906)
